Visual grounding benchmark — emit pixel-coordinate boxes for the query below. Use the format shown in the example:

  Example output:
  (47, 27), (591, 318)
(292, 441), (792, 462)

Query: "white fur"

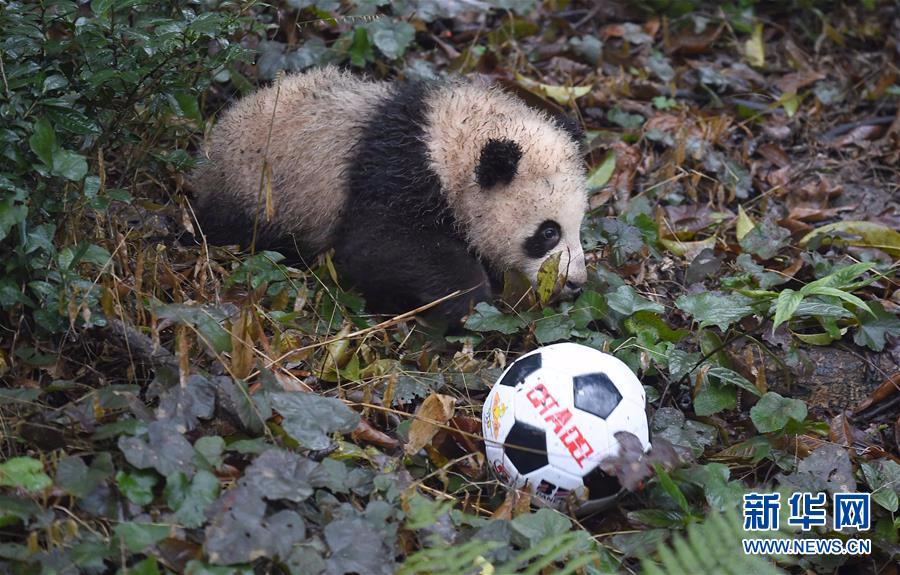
(424, 85), (588, 287)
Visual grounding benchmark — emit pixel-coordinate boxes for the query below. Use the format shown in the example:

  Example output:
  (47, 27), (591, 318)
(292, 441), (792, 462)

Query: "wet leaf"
(860, 459), (900, 512)
(778, 443), (856, 494)
(735, 253), (787, 289)
(675, 291), (754, 331)
(242, 448), (316, 502)
(52, 149), (88, 181)
(156, 374), (218, 432)
(607, 285), (664, 316)
(693, 377), (736, 416)
(534, 310), (575, 344)
(853, 302), (900, 352)
(510, 508), (571, 548)
(654, 463), (690, 514)
(464, 302), (527, 334)
(739, 218), (791, 260)
(706, 366), (761, 396)
(270, 391), (359, 450)
(205, 486), (306, 565)
(772, 289), (803, 332)
(118, 421), (197, 477)
(29, 118), (57, 167)
(651, 408), (716, 458)
(54, 453), (113, 497)
(405, 393), (455, 455)
(155, 303), (235, 354)
(325, 517), (394, 575)
(751, 392), (807, 433)
(681, 463), (744, 512)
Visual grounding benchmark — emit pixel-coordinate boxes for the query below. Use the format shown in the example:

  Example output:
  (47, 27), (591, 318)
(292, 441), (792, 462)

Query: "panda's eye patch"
(524, 220), (562, 258)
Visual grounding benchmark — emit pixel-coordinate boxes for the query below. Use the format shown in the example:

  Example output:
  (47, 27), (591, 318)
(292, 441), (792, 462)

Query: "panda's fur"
(192, 67), (588, 324)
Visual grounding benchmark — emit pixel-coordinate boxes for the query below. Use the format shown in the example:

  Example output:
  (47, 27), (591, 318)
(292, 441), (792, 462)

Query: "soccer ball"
(482, 342), (650, 514)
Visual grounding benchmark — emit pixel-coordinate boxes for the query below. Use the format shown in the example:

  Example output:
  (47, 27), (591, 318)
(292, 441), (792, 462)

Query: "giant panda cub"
(192, 67), (589, 325)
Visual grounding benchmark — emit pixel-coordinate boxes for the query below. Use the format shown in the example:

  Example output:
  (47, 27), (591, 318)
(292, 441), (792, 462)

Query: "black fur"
(475, 139), (523, 188)
(523, 220), (561, 259)
(553, 114), (584, 149)
(335, 81), (491, 324)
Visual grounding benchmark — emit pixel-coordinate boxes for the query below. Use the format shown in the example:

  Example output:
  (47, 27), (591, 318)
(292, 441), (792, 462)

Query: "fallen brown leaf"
(775, 70), (825, 94)
(404, 393), (456, 455)
(853, 372), (900, 414)
(353, 418), (401, 450)
(491, 486), (532, 519)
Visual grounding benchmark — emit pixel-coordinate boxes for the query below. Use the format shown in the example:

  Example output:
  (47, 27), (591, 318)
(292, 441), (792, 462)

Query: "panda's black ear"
(476, 138), (522, 188)
(553, 115), (585, 149)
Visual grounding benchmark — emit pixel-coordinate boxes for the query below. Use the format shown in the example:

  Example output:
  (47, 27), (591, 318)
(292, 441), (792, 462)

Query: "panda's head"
(425, 85), (589, 297)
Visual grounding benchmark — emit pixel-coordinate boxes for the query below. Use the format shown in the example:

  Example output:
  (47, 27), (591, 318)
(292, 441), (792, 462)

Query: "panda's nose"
(564, 280), (584, 296)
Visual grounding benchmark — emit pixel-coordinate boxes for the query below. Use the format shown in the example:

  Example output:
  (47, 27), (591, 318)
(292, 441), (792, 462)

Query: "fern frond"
(642, 507), (788, 575)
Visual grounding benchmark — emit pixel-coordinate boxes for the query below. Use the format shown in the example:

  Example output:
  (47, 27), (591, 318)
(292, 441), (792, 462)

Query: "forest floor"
(0, 1), (898, 574)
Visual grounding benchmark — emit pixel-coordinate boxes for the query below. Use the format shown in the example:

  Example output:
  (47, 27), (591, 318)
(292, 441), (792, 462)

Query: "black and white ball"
(482, 342), (650, 514)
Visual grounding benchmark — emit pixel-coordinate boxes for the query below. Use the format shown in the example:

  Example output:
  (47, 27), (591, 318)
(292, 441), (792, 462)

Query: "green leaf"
(368, 19), (415, 60)
(771, 289), (803, 331)
(706, 365), (761, 396)
(0, 200), (28, 242)
(464, 302), (527, 335)
(739, 218), (791, 260)
(803, 261), (875, 291)
(586, 149), (616, 191)
(114, 522), (171, 553)
(627, 508), (687, 528)
(801, 221), (900, 257)
(693, 378), (736, 416)
(29, 118), (57, 167)
(154, 303), (234, 353)
(606, 106), (644, 129)
(607, 285), (664, 316)
(0, 457), (53, 491)
(270, 391), (360, 450)
(116, 470), (158, 505)
(510, 508), (572, 547)
(750, 392), (807, 433)
(653, 463), (691, 515)
(623, 310), (687, 343)
(675, 291), (754, 331)
(682, 463), (745, 512)
(164, 470), (220, 528)
(536, 251), (562, 305)
(860, 459), (900, 512)
(854, 302), (900, 352)
(54, 453), (113, 497)
(569, 290), (606, 329)
(534, 310), (575, 344)
(652, 408), (717, 458)
(801, 285), (872, 314)
(128, 557), (161, 575)
(51, 148), (88, 181)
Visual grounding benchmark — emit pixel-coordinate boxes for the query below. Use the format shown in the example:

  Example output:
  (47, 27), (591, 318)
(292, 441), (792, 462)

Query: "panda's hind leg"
(333, 226), (491, 326)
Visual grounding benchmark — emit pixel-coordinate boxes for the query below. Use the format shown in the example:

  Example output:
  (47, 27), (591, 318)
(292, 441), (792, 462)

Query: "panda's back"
(192, 67), (390, 255)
